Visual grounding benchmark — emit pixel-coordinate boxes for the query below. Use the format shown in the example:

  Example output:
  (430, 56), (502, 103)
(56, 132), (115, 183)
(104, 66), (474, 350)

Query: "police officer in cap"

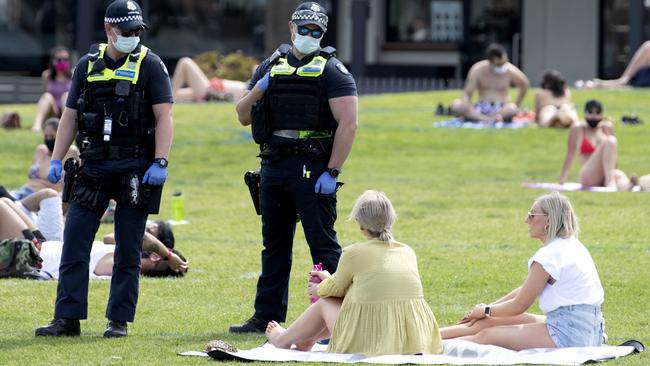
(233, 1), (358, 333)
(35, 0), (173, 338)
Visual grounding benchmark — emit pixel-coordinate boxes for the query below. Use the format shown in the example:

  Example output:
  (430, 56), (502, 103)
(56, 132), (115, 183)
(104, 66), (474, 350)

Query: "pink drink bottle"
(309, 263), (323, 304)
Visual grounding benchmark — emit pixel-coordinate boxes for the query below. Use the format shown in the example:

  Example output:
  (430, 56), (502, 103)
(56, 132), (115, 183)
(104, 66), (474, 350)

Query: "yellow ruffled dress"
(317, 239), (442, 356)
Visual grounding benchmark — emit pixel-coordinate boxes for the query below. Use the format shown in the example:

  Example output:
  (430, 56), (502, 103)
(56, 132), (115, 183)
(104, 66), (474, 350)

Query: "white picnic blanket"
(523, 182), (644, 192)
(180, 339), (640, 365)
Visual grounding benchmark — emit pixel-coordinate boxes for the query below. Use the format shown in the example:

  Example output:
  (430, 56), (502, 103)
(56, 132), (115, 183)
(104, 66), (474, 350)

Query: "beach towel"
(523, 182), (645, 192)
(179, 339), (644, 365)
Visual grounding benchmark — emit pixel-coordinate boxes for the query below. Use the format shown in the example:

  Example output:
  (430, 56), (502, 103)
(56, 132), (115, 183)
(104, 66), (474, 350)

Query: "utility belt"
(258, 136), (332, 161)
(80, 145), (150, 161)
(62, 159), (162, 215)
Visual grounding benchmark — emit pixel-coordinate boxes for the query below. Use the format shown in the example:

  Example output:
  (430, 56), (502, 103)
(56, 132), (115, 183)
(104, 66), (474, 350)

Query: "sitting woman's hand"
(307, 270), (331, 297)
(458, 303), (488, 326)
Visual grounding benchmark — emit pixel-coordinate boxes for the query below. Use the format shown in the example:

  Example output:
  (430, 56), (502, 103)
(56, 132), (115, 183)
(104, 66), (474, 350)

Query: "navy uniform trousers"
(254, 154), (342, 322)
(54, 156), (150, 322)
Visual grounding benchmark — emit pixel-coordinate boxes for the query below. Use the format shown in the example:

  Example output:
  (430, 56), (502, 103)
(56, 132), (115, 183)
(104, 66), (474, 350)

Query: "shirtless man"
(451, 44), (529, 122)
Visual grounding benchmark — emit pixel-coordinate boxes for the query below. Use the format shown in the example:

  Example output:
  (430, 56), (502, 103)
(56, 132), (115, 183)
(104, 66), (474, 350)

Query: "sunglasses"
(527, 211), (547, 221)
(297, 25), (323, 39)
(120, 28), (144, 37)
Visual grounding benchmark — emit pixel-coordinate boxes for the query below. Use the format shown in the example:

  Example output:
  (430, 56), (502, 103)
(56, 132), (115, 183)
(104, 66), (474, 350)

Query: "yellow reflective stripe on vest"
(269, 55), (327, 78)
(86, 43), (149, 84)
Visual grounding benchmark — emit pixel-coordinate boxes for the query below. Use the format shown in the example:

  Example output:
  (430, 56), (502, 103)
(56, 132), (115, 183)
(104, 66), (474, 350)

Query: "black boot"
(103, 320), (128, 338)
(35, 318), (80, 337)
(228, 316), (268, 334)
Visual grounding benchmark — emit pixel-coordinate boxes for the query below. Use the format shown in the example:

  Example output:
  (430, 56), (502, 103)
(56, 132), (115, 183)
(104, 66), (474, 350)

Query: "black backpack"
(0, 238), (43, 279)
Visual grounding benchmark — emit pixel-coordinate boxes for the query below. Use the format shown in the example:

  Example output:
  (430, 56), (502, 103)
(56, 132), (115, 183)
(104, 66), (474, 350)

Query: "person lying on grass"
(0, 195), (187, 279)
(265, 190), (443, 356)
(440, 191), (605, 350)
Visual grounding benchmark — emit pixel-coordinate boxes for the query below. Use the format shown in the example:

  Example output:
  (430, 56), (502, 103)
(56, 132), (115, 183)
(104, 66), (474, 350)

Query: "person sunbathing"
(559, 99), (634, 191)
(0, 196), (187, 279)
(171, 57), (248, 102)
(441, 192), (605, 350)
(265, 190), (442, 356)
(451, 43), (529, 122)
(588, 40), (650, 88)
(534, 70), (578, 128)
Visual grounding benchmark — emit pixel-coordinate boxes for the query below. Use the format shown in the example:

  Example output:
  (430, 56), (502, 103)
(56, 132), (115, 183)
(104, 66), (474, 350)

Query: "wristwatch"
(154, 157), (169, 168)
(484, 305), (492, 317)
(327, 167), (341, 178)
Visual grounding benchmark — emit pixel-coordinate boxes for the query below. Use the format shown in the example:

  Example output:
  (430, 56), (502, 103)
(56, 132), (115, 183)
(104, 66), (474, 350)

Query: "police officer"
(35, 0), (173, 338)
(232, 2), (358, 333)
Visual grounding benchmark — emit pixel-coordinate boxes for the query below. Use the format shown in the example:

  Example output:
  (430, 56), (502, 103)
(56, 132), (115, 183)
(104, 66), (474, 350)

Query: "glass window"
(141, 0), (266, 60)
(385, 0), (463, 43)
(601, 0), (630, 79)
(0, 0), (76, 74)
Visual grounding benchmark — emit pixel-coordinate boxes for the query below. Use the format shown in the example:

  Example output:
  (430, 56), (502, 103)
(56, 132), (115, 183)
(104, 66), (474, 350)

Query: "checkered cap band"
(104, 15), (144, 24)
(291, 10), (328, 28)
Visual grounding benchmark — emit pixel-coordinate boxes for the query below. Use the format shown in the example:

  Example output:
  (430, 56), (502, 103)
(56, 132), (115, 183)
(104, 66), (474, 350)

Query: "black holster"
(62, 158), (79, 203)
(119, 174), (163, 214)
(244, 170), (261, 215)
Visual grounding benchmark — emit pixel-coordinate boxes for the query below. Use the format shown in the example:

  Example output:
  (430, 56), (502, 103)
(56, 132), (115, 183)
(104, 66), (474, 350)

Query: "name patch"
(115, 69), (136, 78)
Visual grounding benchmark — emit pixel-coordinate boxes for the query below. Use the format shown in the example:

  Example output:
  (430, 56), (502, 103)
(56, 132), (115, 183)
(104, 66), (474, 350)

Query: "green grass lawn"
(1, 88), (648, 365)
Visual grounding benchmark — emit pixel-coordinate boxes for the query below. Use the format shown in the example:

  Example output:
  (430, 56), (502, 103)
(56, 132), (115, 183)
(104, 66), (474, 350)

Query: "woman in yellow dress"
(265, 190), (442, 356)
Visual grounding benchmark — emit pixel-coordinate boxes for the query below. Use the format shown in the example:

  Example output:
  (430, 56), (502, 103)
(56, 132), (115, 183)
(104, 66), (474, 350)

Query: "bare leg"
(613, 169), (633, 191)
(32, 92), (57, 132)
(20, 188), (58, 212)
(498, 103), (518, 122)
(579, 135), (617, 187)
(266, 297), (342, 350)
(0, 198), (32, 238)
(171, 57), (211, 102)
(556, 103), (578, 127)
(537, 105), (559, 127)
(461, 322), (556, 350)
(441, 313), (545, 339)
(594, 41), (650, 87)
(451, 98), (492, 122)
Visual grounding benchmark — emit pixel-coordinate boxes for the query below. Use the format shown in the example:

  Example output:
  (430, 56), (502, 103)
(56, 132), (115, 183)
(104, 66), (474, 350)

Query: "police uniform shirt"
(248, 48), (358, 99)
(65, 45), (174, 110)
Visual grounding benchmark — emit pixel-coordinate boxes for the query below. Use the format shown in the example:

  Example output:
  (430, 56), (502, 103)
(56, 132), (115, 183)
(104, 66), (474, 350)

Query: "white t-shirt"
(39, 241), (115, 280)
(528, 236), (604, 313)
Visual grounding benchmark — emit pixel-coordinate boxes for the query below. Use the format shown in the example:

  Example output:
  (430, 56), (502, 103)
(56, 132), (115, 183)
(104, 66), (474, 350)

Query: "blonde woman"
(265, 190), (442, 356)
(441, 192), (604, 350)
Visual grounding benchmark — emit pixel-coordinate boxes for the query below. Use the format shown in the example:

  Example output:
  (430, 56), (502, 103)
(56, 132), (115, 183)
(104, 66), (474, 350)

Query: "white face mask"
(111, 29), (140, 53)
(292, 33), (321, 55)
(493, 64), (509, 74)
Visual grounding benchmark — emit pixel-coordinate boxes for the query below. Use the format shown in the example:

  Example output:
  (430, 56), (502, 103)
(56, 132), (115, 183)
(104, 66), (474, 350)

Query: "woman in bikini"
(559, 99), (634, 190)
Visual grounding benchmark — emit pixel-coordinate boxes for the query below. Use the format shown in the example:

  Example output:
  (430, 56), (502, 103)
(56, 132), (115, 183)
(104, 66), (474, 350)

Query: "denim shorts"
(546, 304), (603, 348)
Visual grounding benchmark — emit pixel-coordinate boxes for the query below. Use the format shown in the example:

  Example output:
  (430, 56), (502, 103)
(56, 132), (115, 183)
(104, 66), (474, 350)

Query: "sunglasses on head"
(297, 25), (323, 39)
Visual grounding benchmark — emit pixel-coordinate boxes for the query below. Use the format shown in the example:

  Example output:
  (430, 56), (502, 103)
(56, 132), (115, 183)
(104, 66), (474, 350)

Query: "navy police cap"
(105, 0), (148, 31)
(291, 2), (328, 31)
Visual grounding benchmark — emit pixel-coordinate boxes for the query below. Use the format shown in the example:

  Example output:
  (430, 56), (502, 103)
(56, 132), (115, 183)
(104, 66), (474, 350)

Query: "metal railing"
(356, 77), (464, 95)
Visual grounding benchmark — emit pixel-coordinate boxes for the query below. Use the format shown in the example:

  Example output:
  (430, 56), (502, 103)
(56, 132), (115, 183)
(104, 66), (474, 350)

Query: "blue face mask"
(292, 33), (321, 55)
(112, 29), (140, 53)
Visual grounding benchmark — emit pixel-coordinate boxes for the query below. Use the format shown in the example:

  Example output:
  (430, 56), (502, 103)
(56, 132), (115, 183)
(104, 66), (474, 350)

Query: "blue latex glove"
(314, 171), (337, 194)
(47, 160), (62, 183)
(142, 163), (167, 186)
(256, 72), (270, 92)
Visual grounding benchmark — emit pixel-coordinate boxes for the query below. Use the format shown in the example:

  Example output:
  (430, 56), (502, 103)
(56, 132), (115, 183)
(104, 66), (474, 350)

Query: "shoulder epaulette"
(270, 44), (292, 64)
(319, 46), (337, 58)
(87, 43), (101, 61)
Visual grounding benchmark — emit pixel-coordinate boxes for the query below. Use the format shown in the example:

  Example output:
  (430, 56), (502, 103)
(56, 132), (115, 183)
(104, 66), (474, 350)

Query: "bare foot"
(295, 339), (316, 352)
(265, 321), (290, 349)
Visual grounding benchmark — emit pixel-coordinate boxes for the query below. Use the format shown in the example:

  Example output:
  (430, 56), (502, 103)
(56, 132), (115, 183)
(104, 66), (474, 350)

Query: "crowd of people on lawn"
(4, 0), (650, 357)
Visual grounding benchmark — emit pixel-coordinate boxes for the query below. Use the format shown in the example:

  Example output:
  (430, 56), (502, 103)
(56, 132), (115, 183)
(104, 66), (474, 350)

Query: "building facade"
(0, 0), (647, 85)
